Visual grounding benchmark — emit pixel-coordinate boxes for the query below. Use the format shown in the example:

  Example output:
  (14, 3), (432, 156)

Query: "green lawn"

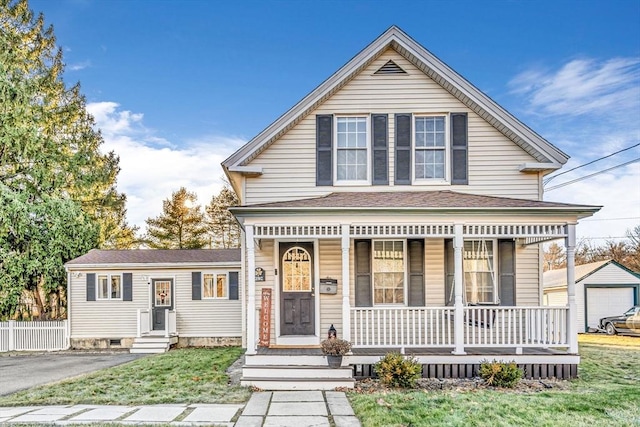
(0, 347), (250, 406)
(348, 335), (640, 427)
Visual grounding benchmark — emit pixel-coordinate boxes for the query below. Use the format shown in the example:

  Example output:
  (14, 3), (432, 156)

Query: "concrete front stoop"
(241, 355), (355, 390)
(129, 336), (177, 354)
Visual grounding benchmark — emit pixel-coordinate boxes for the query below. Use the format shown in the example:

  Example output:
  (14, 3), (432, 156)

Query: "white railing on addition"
(463, 306), (568, 348)
(0, 320), (69, 352)
(350, 307), (455, 348)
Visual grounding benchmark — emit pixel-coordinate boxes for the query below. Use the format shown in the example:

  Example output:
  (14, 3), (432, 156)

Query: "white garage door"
(586, 287), (634, 329)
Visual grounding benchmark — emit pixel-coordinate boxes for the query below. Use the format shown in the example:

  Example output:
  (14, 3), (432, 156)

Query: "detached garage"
(543, 260), (640, 332)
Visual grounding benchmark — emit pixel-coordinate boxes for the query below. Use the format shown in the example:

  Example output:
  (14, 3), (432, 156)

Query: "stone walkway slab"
(263, 415), (330, 427)
(334, 415), (362, 427)
(123, 405), (185, 422)
(242, 392), (272, 416)
(268, 401), (328, 416)
(0, 407), (36, 418)
(271, 390), (324, 402)
(68, 406), (135, 421)
(183, 404), (243, 422)
(234, 415), (264, 427)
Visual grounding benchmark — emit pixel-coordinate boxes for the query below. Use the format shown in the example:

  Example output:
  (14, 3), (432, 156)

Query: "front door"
(280, 242), (315, 335)
(152, 278), (173, 331)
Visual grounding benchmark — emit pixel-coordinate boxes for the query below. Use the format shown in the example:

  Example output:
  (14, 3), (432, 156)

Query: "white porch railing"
(351, 307), (455, 348)
(0, 320), (69, 352)
(350, 306), (568, 350)
(137, 309), (177, 337)
(463, 306), (568, 348)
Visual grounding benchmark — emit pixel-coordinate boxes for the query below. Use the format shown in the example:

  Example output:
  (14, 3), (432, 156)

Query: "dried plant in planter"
(320, 338), (352, 356)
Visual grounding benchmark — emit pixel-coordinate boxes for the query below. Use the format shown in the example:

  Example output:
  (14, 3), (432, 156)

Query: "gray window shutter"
(316, 114), (333, 186)
(407, 239), (425, 306)
(192, 272), (201, 300)
(229, 271), (239, 300)
(86, 273), (96, 301)
(372, 114), (388, 185)
(123, 273), (133, 301)
(451, 113), (468, 185)
(498, 240), (516, 306)
(394, 114), (412, 185)
(444, 240), (454, 306)
(355, 240), (372, 307)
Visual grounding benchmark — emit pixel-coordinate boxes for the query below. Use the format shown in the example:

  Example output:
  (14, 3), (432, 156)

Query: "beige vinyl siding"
(244, 48), (540, 205)
(515, 244), (541, 306)
(425, 238), (446, 306)
(69, 267), (241, 339)
(319, 239), (343, 337)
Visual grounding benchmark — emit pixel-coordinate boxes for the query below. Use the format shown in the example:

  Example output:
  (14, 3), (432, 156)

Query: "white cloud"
(87, 102), (245, 231)
(68, 60), (91, 71)
(509, 57), (640, 117)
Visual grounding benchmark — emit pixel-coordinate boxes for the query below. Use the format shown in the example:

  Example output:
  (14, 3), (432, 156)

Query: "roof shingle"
(66, 249), (241, 266)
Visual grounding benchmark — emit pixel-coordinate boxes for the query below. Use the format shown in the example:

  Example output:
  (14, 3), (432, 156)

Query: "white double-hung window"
(97, 274), (121, 300)
(203, 273), (228, 299)
(336, 116), (369, 183)
(372, 240), (405, 304)
(463, 240), (497, 304)
(414, 115), (447, 181)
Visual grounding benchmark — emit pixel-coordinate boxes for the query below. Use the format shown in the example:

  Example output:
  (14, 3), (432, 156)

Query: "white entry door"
(586, 287), (634, 329)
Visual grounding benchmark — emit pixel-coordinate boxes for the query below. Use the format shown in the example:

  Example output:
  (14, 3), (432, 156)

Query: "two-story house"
(222, 26), (600, 389)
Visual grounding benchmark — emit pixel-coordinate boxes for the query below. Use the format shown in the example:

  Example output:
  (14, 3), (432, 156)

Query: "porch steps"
(241, 355), (355, 390)
(130, 336), (176, 354)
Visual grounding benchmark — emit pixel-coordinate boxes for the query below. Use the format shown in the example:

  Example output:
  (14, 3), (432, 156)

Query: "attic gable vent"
(374, 60), (407, 75)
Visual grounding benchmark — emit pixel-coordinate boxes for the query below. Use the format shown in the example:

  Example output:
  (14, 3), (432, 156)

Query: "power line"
(543, 142), (640, 186)
(545, 158), (640, 191)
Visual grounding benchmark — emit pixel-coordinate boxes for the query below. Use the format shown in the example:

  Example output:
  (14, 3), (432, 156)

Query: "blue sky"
(30, 0), (640, 241)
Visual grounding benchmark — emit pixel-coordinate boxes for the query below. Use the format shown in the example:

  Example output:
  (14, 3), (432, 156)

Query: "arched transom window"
(282, 246), (312, 292)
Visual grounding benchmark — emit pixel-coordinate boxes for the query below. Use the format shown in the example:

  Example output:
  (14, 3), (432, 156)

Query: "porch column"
(246, 225), (257, 355)
(452, 223), (466, 355)
(565, 223), (578, 354)
(341, 224), (351, 342)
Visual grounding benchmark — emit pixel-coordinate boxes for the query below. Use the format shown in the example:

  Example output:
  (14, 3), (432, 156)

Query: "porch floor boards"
(256, 346), (569, 356)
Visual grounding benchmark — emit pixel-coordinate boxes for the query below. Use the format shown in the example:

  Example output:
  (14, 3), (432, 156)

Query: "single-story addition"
(65, 249), (242, 353)
(543, 260), (640, 333)
(221, 26), (601, 389)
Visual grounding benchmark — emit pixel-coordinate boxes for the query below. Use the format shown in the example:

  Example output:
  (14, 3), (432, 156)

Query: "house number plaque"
(259, 288), (272, 347)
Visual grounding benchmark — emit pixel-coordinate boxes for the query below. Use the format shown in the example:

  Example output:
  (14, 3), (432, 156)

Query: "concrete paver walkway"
(0, 391), (360, 426)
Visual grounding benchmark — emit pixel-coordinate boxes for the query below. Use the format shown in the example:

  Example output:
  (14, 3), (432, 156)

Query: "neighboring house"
(222, 26), (600, 388)
(65, 249), (241, 353)
(543, 260), (640, 332)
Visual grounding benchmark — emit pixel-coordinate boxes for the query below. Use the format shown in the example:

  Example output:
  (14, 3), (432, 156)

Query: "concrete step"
(244, 355), (328, 366)
(240, 377), (355, 390)
(130, 347), (168, 354)
(242, 365), (353, 379)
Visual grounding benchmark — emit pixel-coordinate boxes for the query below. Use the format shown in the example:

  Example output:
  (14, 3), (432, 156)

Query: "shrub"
(479, 359), (523, 388)
(320, 338), (352, 356)
(374, 352), (422, 388)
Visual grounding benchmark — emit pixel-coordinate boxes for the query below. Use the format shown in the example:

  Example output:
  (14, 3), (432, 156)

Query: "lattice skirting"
(353, 363), (578, 380)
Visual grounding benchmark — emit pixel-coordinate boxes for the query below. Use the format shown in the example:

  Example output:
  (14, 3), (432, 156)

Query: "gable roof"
(65, 249), (241, 268)
(223, 26), (568, 175)
(543, 259), (640, 289)
(231, 190), (600, 218)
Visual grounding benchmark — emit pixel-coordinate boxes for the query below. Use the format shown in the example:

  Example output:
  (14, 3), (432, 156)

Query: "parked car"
(599, 306), (640, 336)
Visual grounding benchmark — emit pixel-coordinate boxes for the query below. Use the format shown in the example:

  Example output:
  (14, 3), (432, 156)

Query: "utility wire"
(543, 142), (640, 186)
(545, 158), (640, 191)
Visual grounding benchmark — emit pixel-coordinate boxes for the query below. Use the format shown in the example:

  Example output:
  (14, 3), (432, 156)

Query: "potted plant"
(321, 338), (352, 368)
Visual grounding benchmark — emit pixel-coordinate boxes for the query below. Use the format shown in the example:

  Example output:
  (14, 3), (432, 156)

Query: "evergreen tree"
(145, 187), (209, 249)
(0, 0), (134, 318)
(206, 185), (241, 249)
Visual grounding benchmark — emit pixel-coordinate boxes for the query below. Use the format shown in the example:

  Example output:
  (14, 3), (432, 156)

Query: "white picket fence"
(0, 320), (69, 352)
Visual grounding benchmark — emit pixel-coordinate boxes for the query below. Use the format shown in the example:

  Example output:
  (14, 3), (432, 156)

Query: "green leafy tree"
(145, 187), (209, 249)
(206, 185), (240, 249)
(0, 0), (134, 318)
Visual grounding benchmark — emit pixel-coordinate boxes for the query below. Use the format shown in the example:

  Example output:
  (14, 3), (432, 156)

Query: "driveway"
(0, 351), (145, 396)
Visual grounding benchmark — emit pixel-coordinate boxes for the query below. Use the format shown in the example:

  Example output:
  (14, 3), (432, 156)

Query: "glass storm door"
(279, 242), (315, 335)
(152, 278), (173, 331)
